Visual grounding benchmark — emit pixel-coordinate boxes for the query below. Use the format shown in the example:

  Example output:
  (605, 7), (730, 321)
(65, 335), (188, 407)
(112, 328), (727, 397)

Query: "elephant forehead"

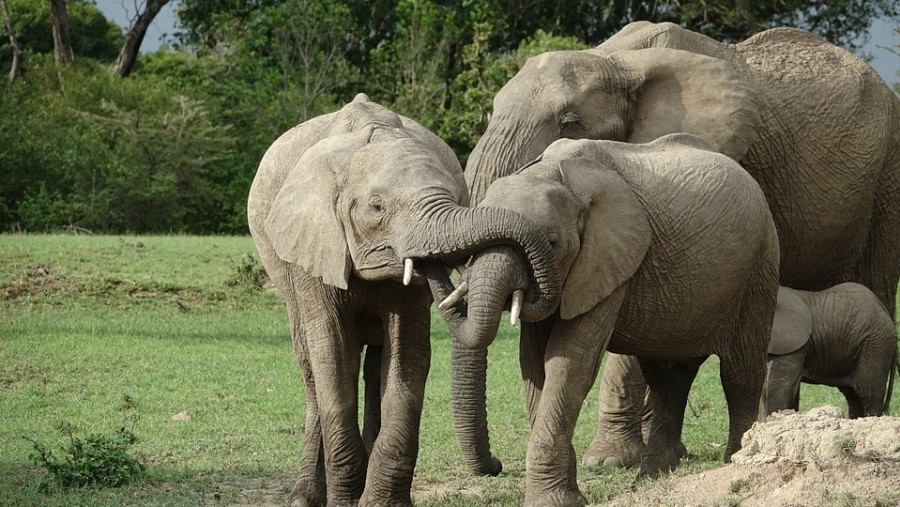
(484, 176), (575, 227)
(351, 139), (463, 196)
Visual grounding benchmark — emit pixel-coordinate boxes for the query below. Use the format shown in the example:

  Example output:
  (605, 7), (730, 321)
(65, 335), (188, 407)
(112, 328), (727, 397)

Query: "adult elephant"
(455, 21), (900, 474)
(430, 135), (780, 506)
(247, 94), (561, 506)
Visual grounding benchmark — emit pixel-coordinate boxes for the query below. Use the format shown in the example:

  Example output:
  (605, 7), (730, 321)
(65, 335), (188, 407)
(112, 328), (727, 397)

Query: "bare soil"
(606, 405), (900, 507)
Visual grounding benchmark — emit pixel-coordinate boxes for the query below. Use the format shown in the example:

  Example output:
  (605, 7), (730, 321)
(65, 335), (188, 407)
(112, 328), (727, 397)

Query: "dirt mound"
(607, 406), (900, 507)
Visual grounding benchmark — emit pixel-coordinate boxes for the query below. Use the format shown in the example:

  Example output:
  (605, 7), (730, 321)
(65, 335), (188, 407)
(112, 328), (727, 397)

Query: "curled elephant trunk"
(410, 203), (560, 326)
(426, 246), (530, 349)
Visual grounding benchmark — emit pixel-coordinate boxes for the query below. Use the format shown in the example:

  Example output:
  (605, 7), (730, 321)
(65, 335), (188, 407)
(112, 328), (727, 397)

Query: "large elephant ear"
(557, 156), (651, 320)
(264, 134), (364, 290)
(613, 47), (761, 162)
(769, 287), (813, 355)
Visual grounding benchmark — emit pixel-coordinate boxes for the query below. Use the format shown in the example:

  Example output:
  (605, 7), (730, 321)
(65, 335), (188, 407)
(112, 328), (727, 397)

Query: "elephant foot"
(524, 488), (587, 507)
(636, 443), (684, 480)
(468, 455), (503, 477)
(582, 433), (645, 468)
(287, 478), (326, 507)
(359, 491), (412, 507)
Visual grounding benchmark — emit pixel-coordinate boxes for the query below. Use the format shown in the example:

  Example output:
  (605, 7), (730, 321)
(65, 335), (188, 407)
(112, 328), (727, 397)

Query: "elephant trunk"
(410, 202), (560, 325)
(465, 118), (544, 205)
(451, 343), (502, 476)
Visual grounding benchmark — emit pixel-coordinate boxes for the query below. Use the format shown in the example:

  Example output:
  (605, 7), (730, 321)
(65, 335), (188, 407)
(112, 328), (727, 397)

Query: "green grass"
(0, 234), (895, 506)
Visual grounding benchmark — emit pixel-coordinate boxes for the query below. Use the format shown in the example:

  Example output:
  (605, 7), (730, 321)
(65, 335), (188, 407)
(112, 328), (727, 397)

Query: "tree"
(0, 0), (22, 81)
(49, 0), (72, 64)
(114, 0), (169, 77)
(1, 0), (123, 61)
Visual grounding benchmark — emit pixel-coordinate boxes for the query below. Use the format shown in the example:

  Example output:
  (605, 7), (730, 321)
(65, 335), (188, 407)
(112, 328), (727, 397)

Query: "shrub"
(27, 423), (145, 489)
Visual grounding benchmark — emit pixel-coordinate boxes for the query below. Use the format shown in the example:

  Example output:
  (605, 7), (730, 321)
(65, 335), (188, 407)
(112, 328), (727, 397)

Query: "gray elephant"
(429, 135), (780, 506)
(456, 21), (900, 473)
(764, 283), (899, 418)
(247, 94), (561, 507)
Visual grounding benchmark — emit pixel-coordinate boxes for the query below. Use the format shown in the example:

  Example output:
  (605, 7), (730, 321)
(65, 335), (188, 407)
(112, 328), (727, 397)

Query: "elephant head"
(253, 94), (561, 320)
(433, 138), (651, 346)
(465, 46), (760, 204)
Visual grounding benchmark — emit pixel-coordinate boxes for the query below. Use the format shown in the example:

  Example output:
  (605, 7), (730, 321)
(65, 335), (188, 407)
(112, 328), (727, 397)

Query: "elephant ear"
(613, 47), (761, 162)
(264, 133), (364, 290)
(557, 156), (651, 320)
(769, 286), (813, 355)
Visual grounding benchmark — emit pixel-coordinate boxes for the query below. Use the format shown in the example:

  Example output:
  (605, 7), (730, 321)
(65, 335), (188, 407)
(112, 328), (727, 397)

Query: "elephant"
(428, 134), (780, 506)
(764, 283), (899, 419)
(455, 21), (900, 473)
(247, 93), (562, 507)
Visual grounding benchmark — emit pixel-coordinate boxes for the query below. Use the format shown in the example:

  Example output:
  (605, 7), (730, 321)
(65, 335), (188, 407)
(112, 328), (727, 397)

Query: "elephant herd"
(247, 22), (900, 507)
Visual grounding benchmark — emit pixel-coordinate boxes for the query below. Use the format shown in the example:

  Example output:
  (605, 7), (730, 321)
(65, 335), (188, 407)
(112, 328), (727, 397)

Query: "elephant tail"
(884, 342), (899, 415)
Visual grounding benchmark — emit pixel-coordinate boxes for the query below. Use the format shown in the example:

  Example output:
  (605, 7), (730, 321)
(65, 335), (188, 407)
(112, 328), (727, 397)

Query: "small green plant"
(27, 420), (145, 489)
(838, 436), (858, 456)
(728, 477), (750, 494)
(226, 253), (269, 290)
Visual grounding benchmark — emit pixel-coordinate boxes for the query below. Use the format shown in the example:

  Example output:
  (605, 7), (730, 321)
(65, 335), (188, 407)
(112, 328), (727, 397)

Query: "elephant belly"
(607, 289), (740, 360)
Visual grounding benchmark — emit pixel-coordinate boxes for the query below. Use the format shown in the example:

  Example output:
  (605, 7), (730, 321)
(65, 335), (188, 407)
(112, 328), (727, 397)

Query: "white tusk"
(510, 290), (524, 326)
(403, 258), (414, 286)
(438, 281), (468, 310)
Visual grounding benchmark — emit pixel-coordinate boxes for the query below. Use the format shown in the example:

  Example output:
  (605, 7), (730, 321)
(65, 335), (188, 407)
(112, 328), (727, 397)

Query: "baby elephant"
(764, 283), (899, 418)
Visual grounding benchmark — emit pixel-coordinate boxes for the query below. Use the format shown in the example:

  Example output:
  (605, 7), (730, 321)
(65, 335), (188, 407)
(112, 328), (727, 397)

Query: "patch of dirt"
(606, 405), (900, 507)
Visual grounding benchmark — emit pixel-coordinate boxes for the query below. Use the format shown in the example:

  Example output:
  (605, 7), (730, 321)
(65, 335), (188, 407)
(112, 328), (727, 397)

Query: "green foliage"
(226, 252), (269, 290)
(28, 423), (145, 489)
(1, 0), (894, 233)
(0, 55), (235, 233)
(0, 0), (123, 61)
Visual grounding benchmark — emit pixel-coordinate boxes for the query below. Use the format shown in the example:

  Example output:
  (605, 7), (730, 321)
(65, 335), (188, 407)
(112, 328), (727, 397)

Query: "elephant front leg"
(306, 320), (368, 506)
(583, 353), (649, 468)
(359, 290), (431, 507)
(523, 294), (623, 507)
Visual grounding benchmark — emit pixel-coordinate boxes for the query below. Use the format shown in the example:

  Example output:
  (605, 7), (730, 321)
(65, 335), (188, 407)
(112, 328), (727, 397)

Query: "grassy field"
(1, 234), (895, 506)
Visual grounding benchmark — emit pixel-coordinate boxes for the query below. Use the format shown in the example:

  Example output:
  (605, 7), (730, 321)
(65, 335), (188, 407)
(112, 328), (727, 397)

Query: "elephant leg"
(300, 290), (367, 506)
(763, 350), (805, 416)
(523, 292), (624, 507)
(719, 348), (767, 462)
(363, 344), (383, 455)
(360, 286), (431, 507)
(452, 342), (503, 476)
(855, 176), (900, 320)
(583, 354), (648, 468)
(636, 357), (703, 479)
(284, 300), (327, 507)
(839, 387), (866, 419)
(289, 348), (327, 507)
(520, 320), (554, 428)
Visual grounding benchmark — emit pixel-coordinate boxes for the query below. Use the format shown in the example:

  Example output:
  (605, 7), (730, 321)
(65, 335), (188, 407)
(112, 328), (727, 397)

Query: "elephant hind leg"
(839, 387), (866, 419)
(636, 357), (704, 479)
(855, 174), (900, 320)
(583, 353), (648, 468)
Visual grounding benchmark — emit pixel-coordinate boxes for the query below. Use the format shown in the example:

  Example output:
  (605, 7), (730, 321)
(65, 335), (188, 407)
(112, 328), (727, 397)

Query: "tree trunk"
(113, 0), (169, 77)
(1, 0), (22, 82)
(49, 0), (73, 65)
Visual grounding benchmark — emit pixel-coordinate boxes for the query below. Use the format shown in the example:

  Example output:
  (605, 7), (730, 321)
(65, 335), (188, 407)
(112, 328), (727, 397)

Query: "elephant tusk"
(510, 290), (524, 326)
(403, 258), (414, 286)
(439, 281), (468, 310)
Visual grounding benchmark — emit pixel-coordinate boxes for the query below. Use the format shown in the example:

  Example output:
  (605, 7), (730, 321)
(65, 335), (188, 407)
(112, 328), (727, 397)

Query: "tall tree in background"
(0, 0), (22, 81)
(49, 0), (72, 64)
(114, 0), (169, 77)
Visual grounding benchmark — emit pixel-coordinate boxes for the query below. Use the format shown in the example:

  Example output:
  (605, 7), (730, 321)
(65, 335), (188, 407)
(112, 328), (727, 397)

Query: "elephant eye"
(368, 196), (385, 214)
(560, 112), (582, 133)
(548, 233), (559, 248)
